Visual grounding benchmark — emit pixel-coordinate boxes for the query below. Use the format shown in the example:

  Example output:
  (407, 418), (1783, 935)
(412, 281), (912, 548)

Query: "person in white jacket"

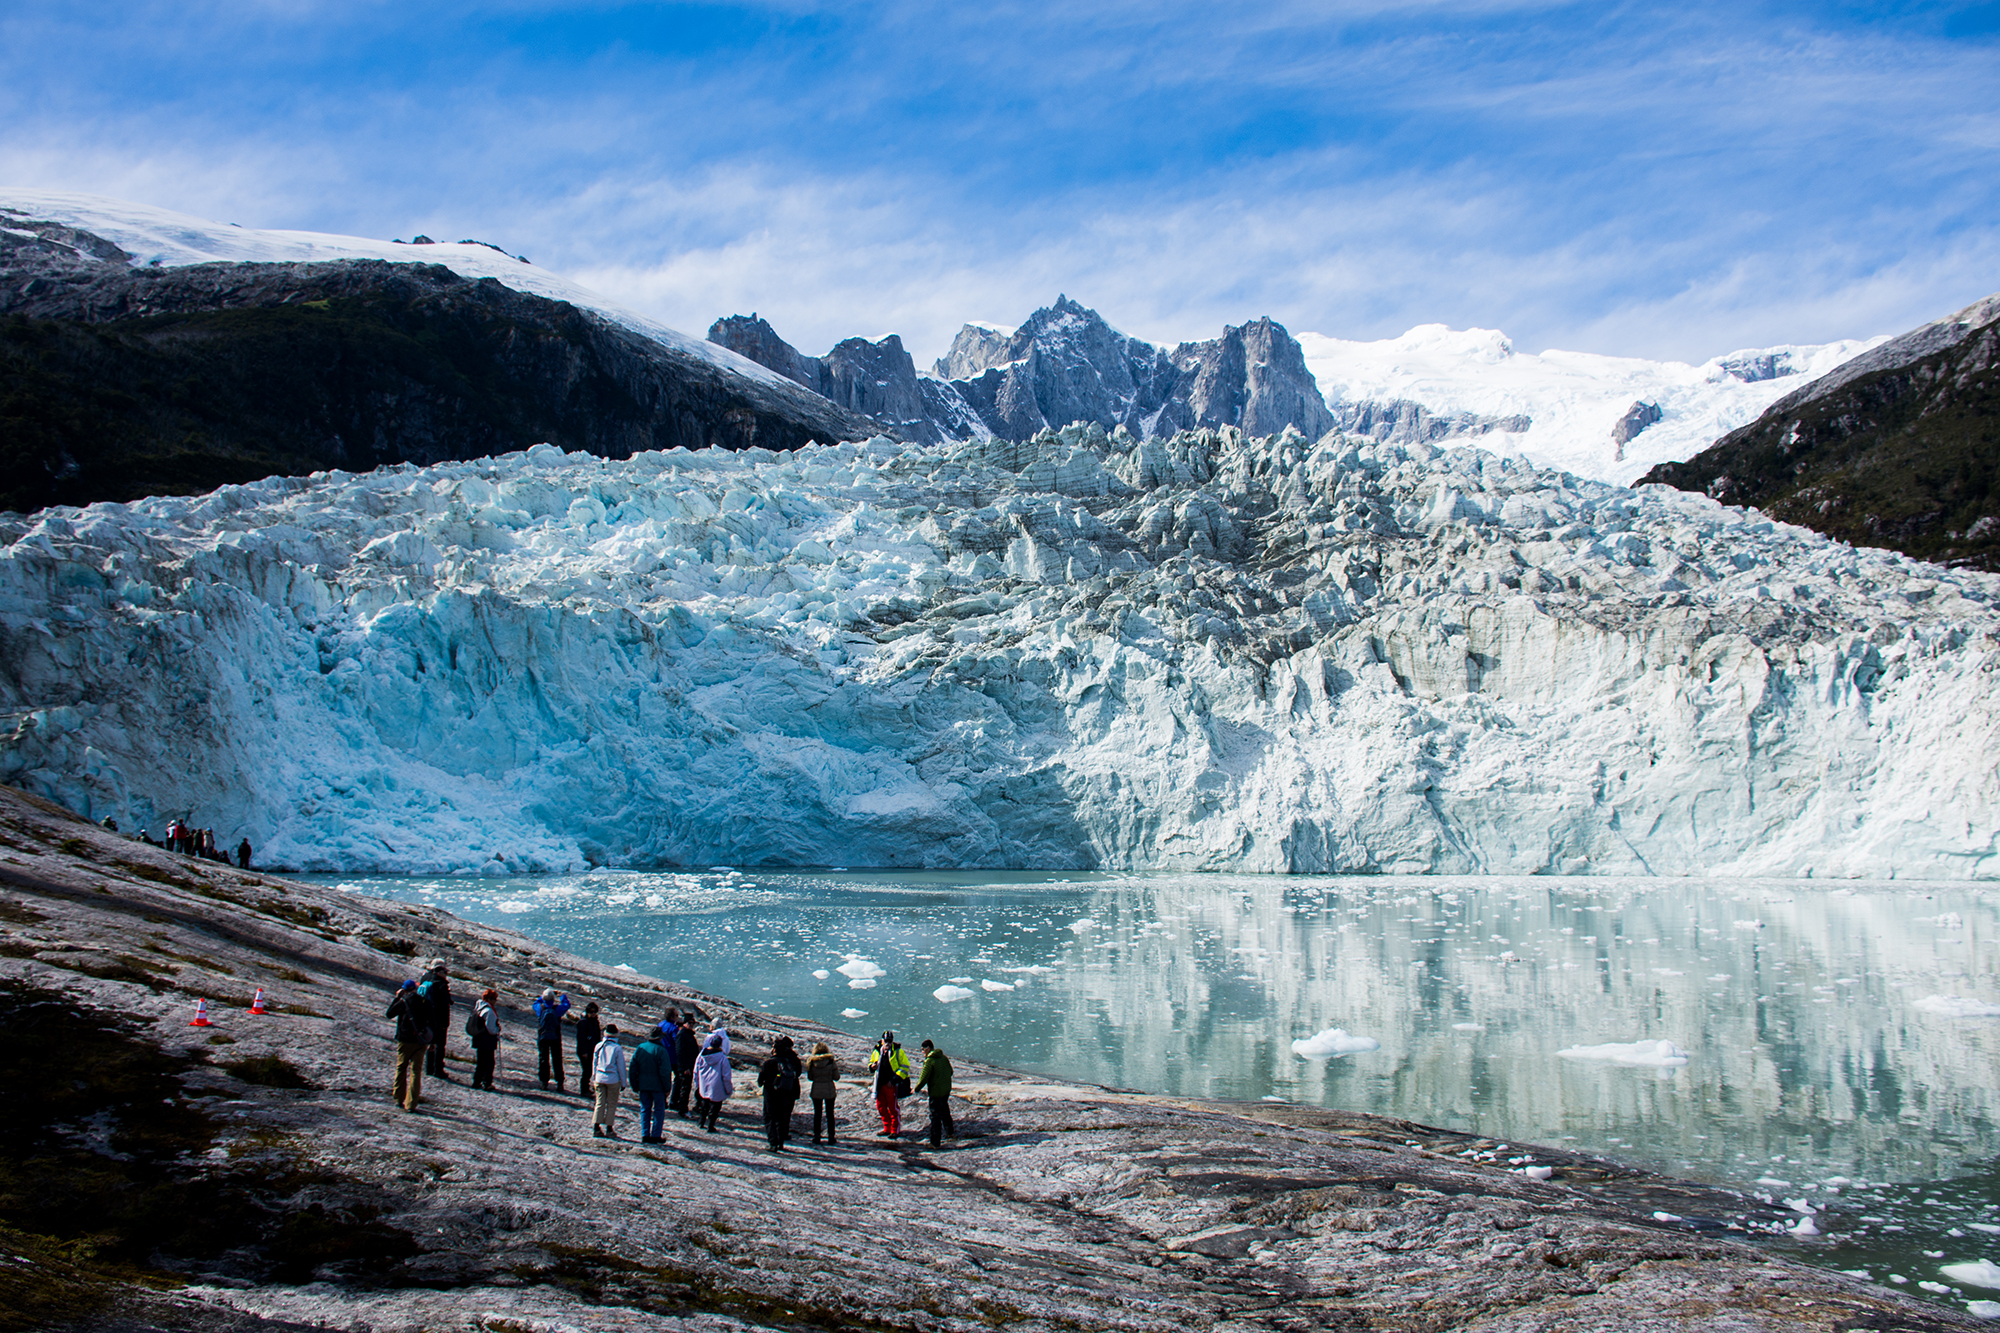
(591, 1024), (628, 1139)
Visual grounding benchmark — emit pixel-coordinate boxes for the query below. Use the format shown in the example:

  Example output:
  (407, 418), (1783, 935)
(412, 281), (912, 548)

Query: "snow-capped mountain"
(3, 424), (1993, 876)
(1296, 324), (1887, 486)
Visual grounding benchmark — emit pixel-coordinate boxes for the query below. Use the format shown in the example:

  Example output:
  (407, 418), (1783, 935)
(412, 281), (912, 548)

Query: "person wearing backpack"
(590, 1024), (629, 1139)
(805, 1042), (841, 1145)
(693, 1033), (732, 1131)
(417, 960), (452, 1080)
(533, 989), (572, 1092)
(915, 1039), (956, 1148)
(575, 1001), (603, 1094)
(866, 1032), (910, 1138)
(628, 1026), (672, 1143)
(468, 988), (501, 1091)
(385, 980), (432, 1112)
(756, 1035), (804, 1151)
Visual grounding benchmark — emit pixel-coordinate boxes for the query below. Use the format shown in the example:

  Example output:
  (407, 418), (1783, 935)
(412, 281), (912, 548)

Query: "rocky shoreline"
(0, 783), (1983, 1332)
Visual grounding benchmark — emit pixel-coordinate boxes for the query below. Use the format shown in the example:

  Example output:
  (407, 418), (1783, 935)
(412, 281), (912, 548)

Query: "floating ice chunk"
(1944, 1260), (2000, 1289)
(948, 976), (974, 984)
(847, 978), (876, 990)
(497, 899), (533, 913)
(1521, 1165), (1554, 1181)
(1290, 1028), (1381, 1059)
(1785, 1198), (1815, 1214)
(1917, 995), (2000, 1018)
(1557, 1039), (1690, 1067)
(1068, 918), (1096, 934)
(932, 985), (975, 1003)
(980, 979), (1015, 992)
(840, 1007), (869, 1018)
(1974, 1224), (2000, 1235)
(1756, 1177), (1792, 1188)
(1733, 920), (1763, 930)
(1921, 1282), (1952, 1294)
(1452, 1022), (1485, 1032)
(1968, 1299), (2000, 1318)
(1789, 1215), (1821, 1237)
(1000, 965), (1055, 975)
(836, 957), (886, 981)
(811, 969), (831, 980)
(1652, 968), (1685, 977)
(615, 963), (636, 972)
(1261, 1095), (1287, 1102)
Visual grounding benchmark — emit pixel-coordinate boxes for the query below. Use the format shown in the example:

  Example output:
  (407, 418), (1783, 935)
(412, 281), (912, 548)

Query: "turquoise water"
(320, 868), (2000, 1306)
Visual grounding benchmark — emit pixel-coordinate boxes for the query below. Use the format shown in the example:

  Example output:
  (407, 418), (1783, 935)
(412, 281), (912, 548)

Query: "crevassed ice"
(1, 423), (1997, 877)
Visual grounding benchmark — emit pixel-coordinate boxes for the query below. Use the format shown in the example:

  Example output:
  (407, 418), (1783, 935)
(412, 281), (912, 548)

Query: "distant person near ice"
(417, 959), (452, 1079)
(915, 1040), (956, 1148)
(468, 988), (501, 1090)
(758, 1035), (804, 1152)
(693, 1034), (731, 1132)
(385, 979), (430, 1112)
(575, 1001), (602, 1091)
(806, 1042), (840, 1144)
(590, 1024), (628, 1138)
(235, 837), (252, 869)
(868, 1032), (910, 1138)
(628, 1025), (672, 1143)
(533, 989), (572, 1092)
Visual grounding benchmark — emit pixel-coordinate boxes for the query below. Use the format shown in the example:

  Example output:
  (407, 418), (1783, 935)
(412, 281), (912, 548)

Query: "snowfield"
(2, 423), (1997, 876)
(1297, 325), (1887, 486)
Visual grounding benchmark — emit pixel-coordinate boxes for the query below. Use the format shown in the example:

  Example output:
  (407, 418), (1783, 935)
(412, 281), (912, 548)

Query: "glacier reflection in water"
(331, 871), (1996, 1231)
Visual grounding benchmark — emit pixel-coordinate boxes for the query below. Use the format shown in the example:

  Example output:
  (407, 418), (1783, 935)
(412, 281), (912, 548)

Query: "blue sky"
(3, 1), (1997, 363)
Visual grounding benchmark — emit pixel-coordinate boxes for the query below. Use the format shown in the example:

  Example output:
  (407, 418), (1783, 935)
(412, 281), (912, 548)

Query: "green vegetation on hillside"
(1642, 327), (1999, 571)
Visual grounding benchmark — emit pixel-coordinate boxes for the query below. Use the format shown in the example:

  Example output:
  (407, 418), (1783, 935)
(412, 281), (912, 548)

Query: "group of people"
(384, 968), (961, 1152)
(102, 813), (252, 867)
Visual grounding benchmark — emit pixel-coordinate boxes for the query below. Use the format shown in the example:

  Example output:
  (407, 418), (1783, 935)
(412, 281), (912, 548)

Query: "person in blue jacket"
(533, 988), (572, 1092)
(628, 1027), (673, 1143)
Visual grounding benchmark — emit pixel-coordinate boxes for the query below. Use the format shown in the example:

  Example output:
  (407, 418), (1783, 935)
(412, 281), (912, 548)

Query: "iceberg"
(1916, 996), (2000, 1019)
(1944, 1261), (2000, 1289)
(2, 421), (1997, 877)
(932, 985), (975, 1003)
(840, 1007), (869, 1018)
(980, 979), (1015, 991)
(1290, 1028), (1381, 1059)
(1557, 1039), (1691, 1067)
(836, 958), (886, 981)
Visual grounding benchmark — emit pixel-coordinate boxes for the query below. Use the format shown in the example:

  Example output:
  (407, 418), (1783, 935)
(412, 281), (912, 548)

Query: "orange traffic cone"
(249, 987), (267, 1015)
(190, 997), (212, 1027)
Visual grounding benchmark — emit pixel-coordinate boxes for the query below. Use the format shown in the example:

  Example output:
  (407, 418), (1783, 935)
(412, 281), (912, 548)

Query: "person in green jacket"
(628, 1028), (672, 1143)
(915, 1039), (955, 1148)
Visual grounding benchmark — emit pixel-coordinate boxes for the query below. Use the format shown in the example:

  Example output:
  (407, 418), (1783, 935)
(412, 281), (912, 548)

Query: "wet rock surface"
(0, 787), (1984, 1331)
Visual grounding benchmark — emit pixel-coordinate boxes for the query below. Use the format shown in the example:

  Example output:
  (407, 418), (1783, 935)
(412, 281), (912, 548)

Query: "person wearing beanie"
(591, 1024), (629, 1138)
(532, 987), (572, 1092)
(867, 1031), (910, 1138)
(470, 988), (502, 1090)
(418, 960), (452, 1080)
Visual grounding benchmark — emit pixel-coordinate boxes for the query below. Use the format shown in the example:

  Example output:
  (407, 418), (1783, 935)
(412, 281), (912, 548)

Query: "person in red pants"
(866, 1031), (909, 1137)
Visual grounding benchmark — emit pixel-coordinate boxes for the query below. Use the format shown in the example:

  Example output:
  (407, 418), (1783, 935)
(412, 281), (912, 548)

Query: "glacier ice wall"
(2, 425), (1997, 876)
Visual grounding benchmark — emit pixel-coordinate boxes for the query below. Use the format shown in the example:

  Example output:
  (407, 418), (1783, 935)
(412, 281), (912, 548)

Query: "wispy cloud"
(1, 0), (1995, 362)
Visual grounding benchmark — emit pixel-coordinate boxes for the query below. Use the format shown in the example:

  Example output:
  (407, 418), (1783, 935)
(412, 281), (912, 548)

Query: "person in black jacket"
(385, 980), (431, 1112)
(418, 960), (452, 1079)
(756, 1035), (804, 1151)
(574, 1002), (602, 1096)
(671, 1015), (700, 1117)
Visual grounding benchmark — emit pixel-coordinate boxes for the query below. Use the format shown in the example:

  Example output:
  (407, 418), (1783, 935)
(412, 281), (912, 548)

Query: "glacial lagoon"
(323, 870), (2000, 1297)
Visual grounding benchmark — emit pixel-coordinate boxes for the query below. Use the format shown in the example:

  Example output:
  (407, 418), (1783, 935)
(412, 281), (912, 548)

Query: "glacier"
(2, 422), (1997, 877)
(1296, 324), (1889, 487)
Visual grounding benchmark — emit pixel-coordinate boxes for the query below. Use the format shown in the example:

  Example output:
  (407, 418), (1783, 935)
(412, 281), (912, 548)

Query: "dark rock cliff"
(1641, 293), (2000, 570)
(0, 216), (877, 513)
